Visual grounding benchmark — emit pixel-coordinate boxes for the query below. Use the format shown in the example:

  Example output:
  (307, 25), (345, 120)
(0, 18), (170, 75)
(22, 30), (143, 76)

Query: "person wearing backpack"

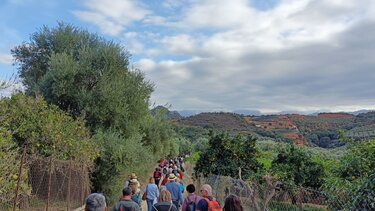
(182, 184), (203, 211)
(152, 189), (178, 211)
(153, 168), (162, 186)
(112, 187), (140, 211)
(144, 177), (159, 211)
(165, 174), (183, 209)
(196, 184), (221, 211)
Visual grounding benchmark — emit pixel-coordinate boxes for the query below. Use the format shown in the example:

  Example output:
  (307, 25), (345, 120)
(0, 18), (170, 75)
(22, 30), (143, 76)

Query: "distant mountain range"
(152, 105), (375, 148)
(176, 109), (374, 117)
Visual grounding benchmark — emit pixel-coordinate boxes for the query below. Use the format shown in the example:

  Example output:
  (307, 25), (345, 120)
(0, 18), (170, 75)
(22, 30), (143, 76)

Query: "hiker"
(152, 189), (178, 211)
(176, 176), (184, 194)
(223, 194), (243, 211)
(181, 184), (203, 211)
(124, 173), (140, 189)
(159, 159), (165, 168)
(178, 168), (183, 180)
(196, 184), (221, 211)
(162, 166), (168, 176)
(153, 167), (162, 186)
(112, 187), (140, 211)
(85, 193), (107, 211)
(165, 174), (183, 209)
(160, 173), (169, 186)
(144, 177), (159, 211)
(172, 166), (178, 176)
(128, 176), (142, 208)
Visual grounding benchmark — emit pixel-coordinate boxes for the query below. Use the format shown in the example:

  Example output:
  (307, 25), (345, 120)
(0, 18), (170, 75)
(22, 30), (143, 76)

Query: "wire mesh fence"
(197, 174), (373, 211)
(1, 145), (90, 211)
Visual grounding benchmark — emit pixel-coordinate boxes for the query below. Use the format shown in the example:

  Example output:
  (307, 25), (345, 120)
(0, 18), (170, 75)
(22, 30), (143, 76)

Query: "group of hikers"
(84, 156), (244, 211)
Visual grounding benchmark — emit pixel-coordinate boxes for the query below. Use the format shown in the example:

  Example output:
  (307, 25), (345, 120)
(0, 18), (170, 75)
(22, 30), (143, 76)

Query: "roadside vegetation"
(1, 22), (373, 210)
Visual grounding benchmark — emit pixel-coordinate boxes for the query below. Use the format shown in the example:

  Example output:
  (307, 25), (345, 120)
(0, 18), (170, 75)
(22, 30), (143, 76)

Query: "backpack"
(172, 169), (178, 175)
(162, 167), (168, 175)
(187, 196), (197, 211)
(204, 198), (221, 211)
(119, 204), (136, 211)
(154, 170), (161, 178)
(131, 192), (141, 205)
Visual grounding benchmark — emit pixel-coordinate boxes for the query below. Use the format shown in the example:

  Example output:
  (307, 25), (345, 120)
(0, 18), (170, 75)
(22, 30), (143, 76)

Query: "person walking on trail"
(181, 184), (203, 211)
(85, 193), (107, 211)
(223, 194), (243, 211)
(112, 187), (140, 211)
(152, 189), (178, 211)
(153, 167), (162, 186)
(196, 184), (221, 211)
(160, 173), (169, 186)
(144, 177), (159, 211)
(128, 176), (142, 208)
(176, 176), (184, 194)
(124, 173), (140, 189)
(165, 174), (183, 209)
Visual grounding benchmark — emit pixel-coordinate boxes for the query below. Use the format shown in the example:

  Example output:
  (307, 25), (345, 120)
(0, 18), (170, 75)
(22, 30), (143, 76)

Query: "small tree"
(195, 133), (262, 178)
(270, 144), (324, 189)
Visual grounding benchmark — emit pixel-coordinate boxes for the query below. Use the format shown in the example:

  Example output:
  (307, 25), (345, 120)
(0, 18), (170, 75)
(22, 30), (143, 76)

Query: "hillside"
(174, 111), (375, 148)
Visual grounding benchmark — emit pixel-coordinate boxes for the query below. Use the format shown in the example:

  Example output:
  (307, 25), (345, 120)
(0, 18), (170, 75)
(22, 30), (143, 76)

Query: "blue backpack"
(187, 196), (197, 211)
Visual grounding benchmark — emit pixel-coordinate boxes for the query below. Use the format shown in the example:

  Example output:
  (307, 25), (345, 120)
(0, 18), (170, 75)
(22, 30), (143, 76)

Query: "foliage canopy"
(12, 22), (153, 135)
(195, 133), (262, 179)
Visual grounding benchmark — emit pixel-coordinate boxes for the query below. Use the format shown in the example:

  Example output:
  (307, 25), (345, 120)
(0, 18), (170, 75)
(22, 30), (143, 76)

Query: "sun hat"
(130, 173), (137, 179)
(168, 174), (177, 181)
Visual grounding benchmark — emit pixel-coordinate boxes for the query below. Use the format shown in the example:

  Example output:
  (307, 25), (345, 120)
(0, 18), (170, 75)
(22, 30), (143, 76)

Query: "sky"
(1, 0), (375, 114)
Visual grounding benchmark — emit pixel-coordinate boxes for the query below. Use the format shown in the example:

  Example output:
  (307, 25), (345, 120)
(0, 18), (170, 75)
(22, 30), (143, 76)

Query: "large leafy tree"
(11, 22), (153, 135)
(11, 23), (178, 198)
(195, 133), (262, 179)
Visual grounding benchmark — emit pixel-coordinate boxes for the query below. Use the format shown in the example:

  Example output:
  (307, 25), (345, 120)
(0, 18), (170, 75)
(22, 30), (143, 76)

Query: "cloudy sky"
(1, 0), (375, 114)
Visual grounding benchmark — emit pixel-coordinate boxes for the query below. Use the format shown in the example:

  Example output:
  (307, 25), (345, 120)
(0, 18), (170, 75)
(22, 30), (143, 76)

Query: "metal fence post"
(12, 144), (27, 211)
(80, 164), (86, 204)
(67, 160), (72, 211)
(46, 156), (53, 211)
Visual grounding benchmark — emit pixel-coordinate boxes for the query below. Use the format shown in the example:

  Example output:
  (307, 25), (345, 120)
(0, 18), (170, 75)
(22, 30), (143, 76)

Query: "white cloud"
(74, 0), (150, 35)
(160, 34), (199, 54)
(75, 0), (375, 112)
(0, 53), (12, 64)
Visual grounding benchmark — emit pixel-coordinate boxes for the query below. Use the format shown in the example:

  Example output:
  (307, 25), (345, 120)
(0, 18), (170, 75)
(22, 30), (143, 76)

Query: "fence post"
(80, 164), (85, 204)
(46, 156), (53, 211)
(67, 160), (72, 211)
(12, 144), (27, 211)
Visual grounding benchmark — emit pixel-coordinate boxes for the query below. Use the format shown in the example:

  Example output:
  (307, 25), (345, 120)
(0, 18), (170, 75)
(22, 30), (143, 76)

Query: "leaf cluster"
(195, 133), (262, 179)
(0, 93), (97, 164)
(270, 144), (324, 189)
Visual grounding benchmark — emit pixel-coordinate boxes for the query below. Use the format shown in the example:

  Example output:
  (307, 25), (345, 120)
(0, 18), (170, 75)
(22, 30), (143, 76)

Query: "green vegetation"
(12, 22), (153, 135)
(1, 22), (374, 209)
(324, 139), (375, 210)
(195, 133), (262, 179)
(0, 94), (97, 164)
(8, 23), (179, 202)
(0, 94), (97, 206)
(0, 129), (29, 208)
(270, 144), (324, 189)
